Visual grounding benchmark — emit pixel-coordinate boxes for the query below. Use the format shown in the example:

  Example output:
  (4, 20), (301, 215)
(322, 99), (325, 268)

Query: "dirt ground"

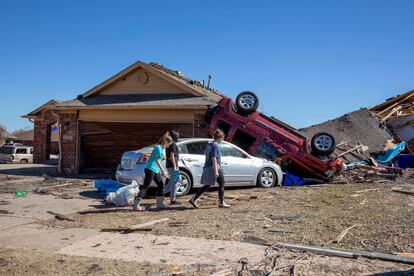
(1, 167), (414, 275)
(45, 182), (414, 254)
(0, 247), (217, 276)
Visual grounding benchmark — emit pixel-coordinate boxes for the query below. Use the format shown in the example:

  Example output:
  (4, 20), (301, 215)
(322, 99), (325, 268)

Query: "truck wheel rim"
(239, 94), (256, 109)
(260, 169), (274, 187)
(176, 175), (189, 195)
(315, 135), (333, 151)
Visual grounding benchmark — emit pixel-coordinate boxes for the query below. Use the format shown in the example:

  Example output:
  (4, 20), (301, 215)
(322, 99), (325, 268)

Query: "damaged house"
(24, 61), (222, 173)
(370, 89), (414, 151)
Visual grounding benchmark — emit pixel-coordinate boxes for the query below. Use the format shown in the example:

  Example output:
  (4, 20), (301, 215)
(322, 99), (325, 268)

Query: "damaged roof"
(54, 93), (217, 109)
(24, 61), (223, 117)
(300, 108), (392, 154)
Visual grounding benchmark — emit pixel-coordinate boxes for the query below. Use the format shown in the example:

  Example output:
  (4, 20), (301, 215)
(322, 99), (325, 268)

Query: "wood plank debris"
(128, 218), (169, 231)
(333, 224), (357, 243)
(355, 188), (379, 194)
(46, 211), (74, 221)
(273, 243), (414, 264)
(391, 188), (414, 196)
(101, 218), (169, 233)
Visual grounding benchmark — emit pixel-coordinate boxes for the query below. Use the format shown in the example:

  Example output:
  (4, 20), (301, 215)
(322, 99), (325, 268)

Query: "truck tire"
(235, 91), (259, 115)
(311, 132), (336, 156)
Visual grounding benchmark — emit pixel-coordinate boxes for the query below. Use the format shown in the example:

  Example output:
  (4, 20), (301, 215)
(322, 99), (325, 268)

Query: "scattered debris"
(42, 174), (58, 182)
(267, 214), (303, 222)
(47, 211), (75, 221)
(0, 257), (8, 267)
(14, 191), (27, 197)
(168, 221), (188, 227)
(243, 235), (269, 245)
(0, 200), (9, 205)
(211, 268), (233, 276)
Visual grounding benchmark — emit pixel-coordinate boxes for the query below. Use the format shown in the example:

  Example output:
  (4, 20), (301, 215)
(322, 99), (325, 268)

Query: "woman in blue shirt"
(189, 129), (231, 208)
(133, 133), (173, 211)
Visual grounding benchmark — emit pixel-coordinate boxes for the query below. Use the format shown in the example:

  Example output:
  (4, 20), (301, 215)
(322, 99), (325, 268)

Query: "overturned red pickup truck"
(205, 91), (344, 180)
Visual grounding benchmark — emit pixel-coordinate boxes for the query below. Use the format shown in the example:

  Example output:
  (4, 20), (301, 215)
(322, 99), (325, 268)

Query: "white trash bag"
(105, 181), (140, 206)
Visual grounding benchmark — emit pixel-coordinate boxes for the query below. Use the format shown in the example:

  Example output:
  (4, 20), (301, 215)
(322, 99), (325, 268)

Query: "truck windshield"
(255, 143), (281, 160)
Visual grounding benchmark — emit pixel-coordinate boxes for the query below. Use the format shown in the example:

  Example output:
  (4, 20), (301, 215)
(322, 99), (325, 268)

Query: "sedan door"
(179, 141), (208, 187)
(218, 143), (256, 186)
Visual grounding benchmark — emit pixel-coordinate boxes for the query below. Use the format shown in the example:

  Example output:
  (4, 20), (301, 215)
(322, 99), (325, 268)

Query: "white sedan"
(116, 138), (283, 196)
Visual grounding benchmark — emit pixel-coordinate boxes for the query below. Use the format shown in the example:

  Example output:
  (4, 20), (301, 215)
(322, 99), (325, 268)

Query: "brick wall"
(59, 113), (77, 174)
(33, 110), (78, 174)
(33, 110), (57, 163)
(193, 113), (211, 138)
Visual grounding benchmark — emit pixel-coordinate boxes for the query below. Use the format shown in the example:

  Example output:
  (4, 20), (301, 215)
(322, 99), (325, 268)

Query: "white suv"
(0, 144), (33, 164)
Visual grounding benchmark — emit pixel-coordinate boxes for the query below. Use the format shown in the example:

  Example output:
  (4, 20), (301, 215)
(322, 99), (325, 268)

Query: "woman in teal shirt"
(133, 133), (173, 211)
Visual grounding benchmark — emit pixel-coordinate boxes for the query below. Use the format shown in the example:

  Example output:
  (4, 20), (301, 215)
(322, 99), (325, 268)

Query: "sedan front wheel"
(175, 170), (192, 197)
(257, 168), (277, 188)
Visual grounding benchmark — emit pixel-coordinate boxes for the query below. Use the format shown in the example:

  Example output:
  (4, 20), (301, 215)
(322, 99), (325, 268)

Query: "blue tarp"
(94, 180), (125, 195)
(282, 173), (307, 186)
(376, 142), (406, 165)
(347, 142), (407, 168)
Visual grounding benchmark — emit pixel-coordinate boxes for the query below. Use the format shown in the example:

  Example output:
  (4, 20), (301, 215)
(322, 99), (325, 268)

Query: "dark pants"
(136, 168), (164, 198)
(194, 169), (225, 202)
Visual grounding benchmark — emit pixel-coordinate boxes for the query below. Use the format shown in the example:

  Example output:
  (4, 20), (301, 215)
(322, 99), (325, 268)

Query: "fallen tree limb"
(273, 243), (414, 264)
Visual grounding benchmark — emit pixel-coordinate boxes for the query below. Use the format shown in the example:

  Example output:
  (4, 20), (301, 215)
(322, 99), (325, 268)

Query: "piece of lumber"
(334, 224), (357, 243)
(38, 182), (77, 191)
(381, 105), (403, 122)
(101, 227), (152, 233)
(355, 188), (379, 194)
(291, 265), (299, 276)
(211, 268), (233, 276)
(273, 243), (414, 264)
(128, 218), (169, 231)
(377, 94), (413, 116)
(336, 145), (368, 158)
(46, 211), (74, 221)
(392, 188), (414, 196)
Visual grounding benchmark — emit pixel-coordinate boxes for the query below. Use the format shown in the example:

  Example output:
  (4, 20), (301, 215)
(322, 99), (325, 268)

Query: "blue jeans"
(163, 168), (180, 202)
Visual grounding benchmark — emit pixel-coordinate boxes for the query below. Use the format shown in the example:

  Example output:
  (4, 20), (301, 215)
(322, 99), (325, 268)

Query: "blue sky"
(1, 0), (413, 131)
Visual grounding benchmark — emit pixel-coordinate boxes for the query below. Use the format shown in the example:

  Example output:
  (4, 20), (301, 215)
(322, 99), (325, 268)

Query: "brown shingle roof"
(147, 62), (223, 99)
(12, 129), (34, 141)
(55, 93), (217, 109)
